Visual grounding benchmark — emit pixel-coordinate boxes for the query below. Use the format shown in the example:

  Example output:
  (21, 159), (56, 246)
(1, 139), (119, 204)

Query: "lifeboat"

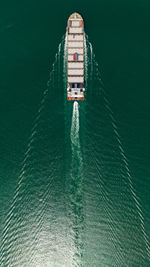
(67, 12), (85, 101)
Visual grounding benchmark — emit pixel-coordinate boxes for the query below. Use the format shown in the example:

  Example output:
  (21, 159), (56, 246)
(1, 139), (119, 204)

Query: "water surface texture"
(0, 1), (150, 266)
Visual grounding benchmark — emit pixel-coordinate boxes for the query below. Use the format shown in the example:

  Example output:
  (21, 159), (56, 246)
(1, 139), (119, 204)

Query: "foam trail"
(85, 34), (93, 79)
(58, 42), (62, 84)
(85, 34), (103, 86)
(69, 102), (84, 266)
(84, 34), (88, 88)
(63, 34), (68, 102)
(85, 36), (150, 260)
(1, 36), (65, 265)
(89, 42), (93, 79)
(71, 102), (80, 148)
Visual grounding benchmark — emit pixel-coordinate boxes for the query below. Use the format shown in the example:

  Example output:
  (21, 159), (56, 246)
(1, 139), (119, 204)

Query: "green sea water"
(0, 1), (150, 266)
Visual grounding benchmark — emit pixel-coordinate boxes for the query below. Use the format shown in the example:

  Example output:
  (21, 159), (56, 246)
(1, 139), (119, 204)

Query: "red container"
(73, 53), (79, 61)
(80, 20), (83, 26)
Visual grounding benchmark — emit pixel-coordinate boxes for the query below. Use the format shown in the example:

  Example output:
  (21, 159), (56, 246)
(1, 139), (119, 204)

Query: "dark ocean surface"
(0, 1), (150, 266)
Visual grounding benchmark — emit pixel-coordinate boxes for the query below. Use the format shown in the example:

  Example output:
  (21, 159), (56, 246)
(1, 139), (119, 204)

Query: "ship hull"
(66, 13), (85, 101)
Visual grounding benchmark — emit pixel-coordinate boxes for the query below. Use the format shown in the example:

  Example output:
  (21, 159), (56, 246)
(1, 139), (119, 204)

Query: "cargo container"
(67, 12), (85, 101)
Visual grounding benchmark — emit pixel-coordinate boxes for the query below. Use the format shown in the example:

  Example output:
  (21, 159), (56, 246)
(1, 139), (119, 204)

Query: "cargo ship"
(66, 12), (85, 101)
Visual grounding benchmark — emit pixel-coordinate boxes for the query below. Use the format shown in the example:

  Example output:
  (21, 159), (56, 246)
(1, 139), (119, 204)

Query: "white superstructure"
(67, 12), (85, 101)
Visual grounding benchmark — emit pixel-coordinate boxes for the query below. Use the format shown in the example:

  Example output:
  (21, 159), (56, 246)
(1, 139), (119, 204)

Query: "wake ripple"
(1, 35), (65, 266)
(85, 34), (150, 262)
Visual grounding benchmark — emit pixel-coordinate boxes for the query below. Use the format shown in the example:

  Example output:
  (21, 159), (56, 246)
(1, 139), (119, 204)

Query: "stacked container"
(67, 12), (85, 101)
